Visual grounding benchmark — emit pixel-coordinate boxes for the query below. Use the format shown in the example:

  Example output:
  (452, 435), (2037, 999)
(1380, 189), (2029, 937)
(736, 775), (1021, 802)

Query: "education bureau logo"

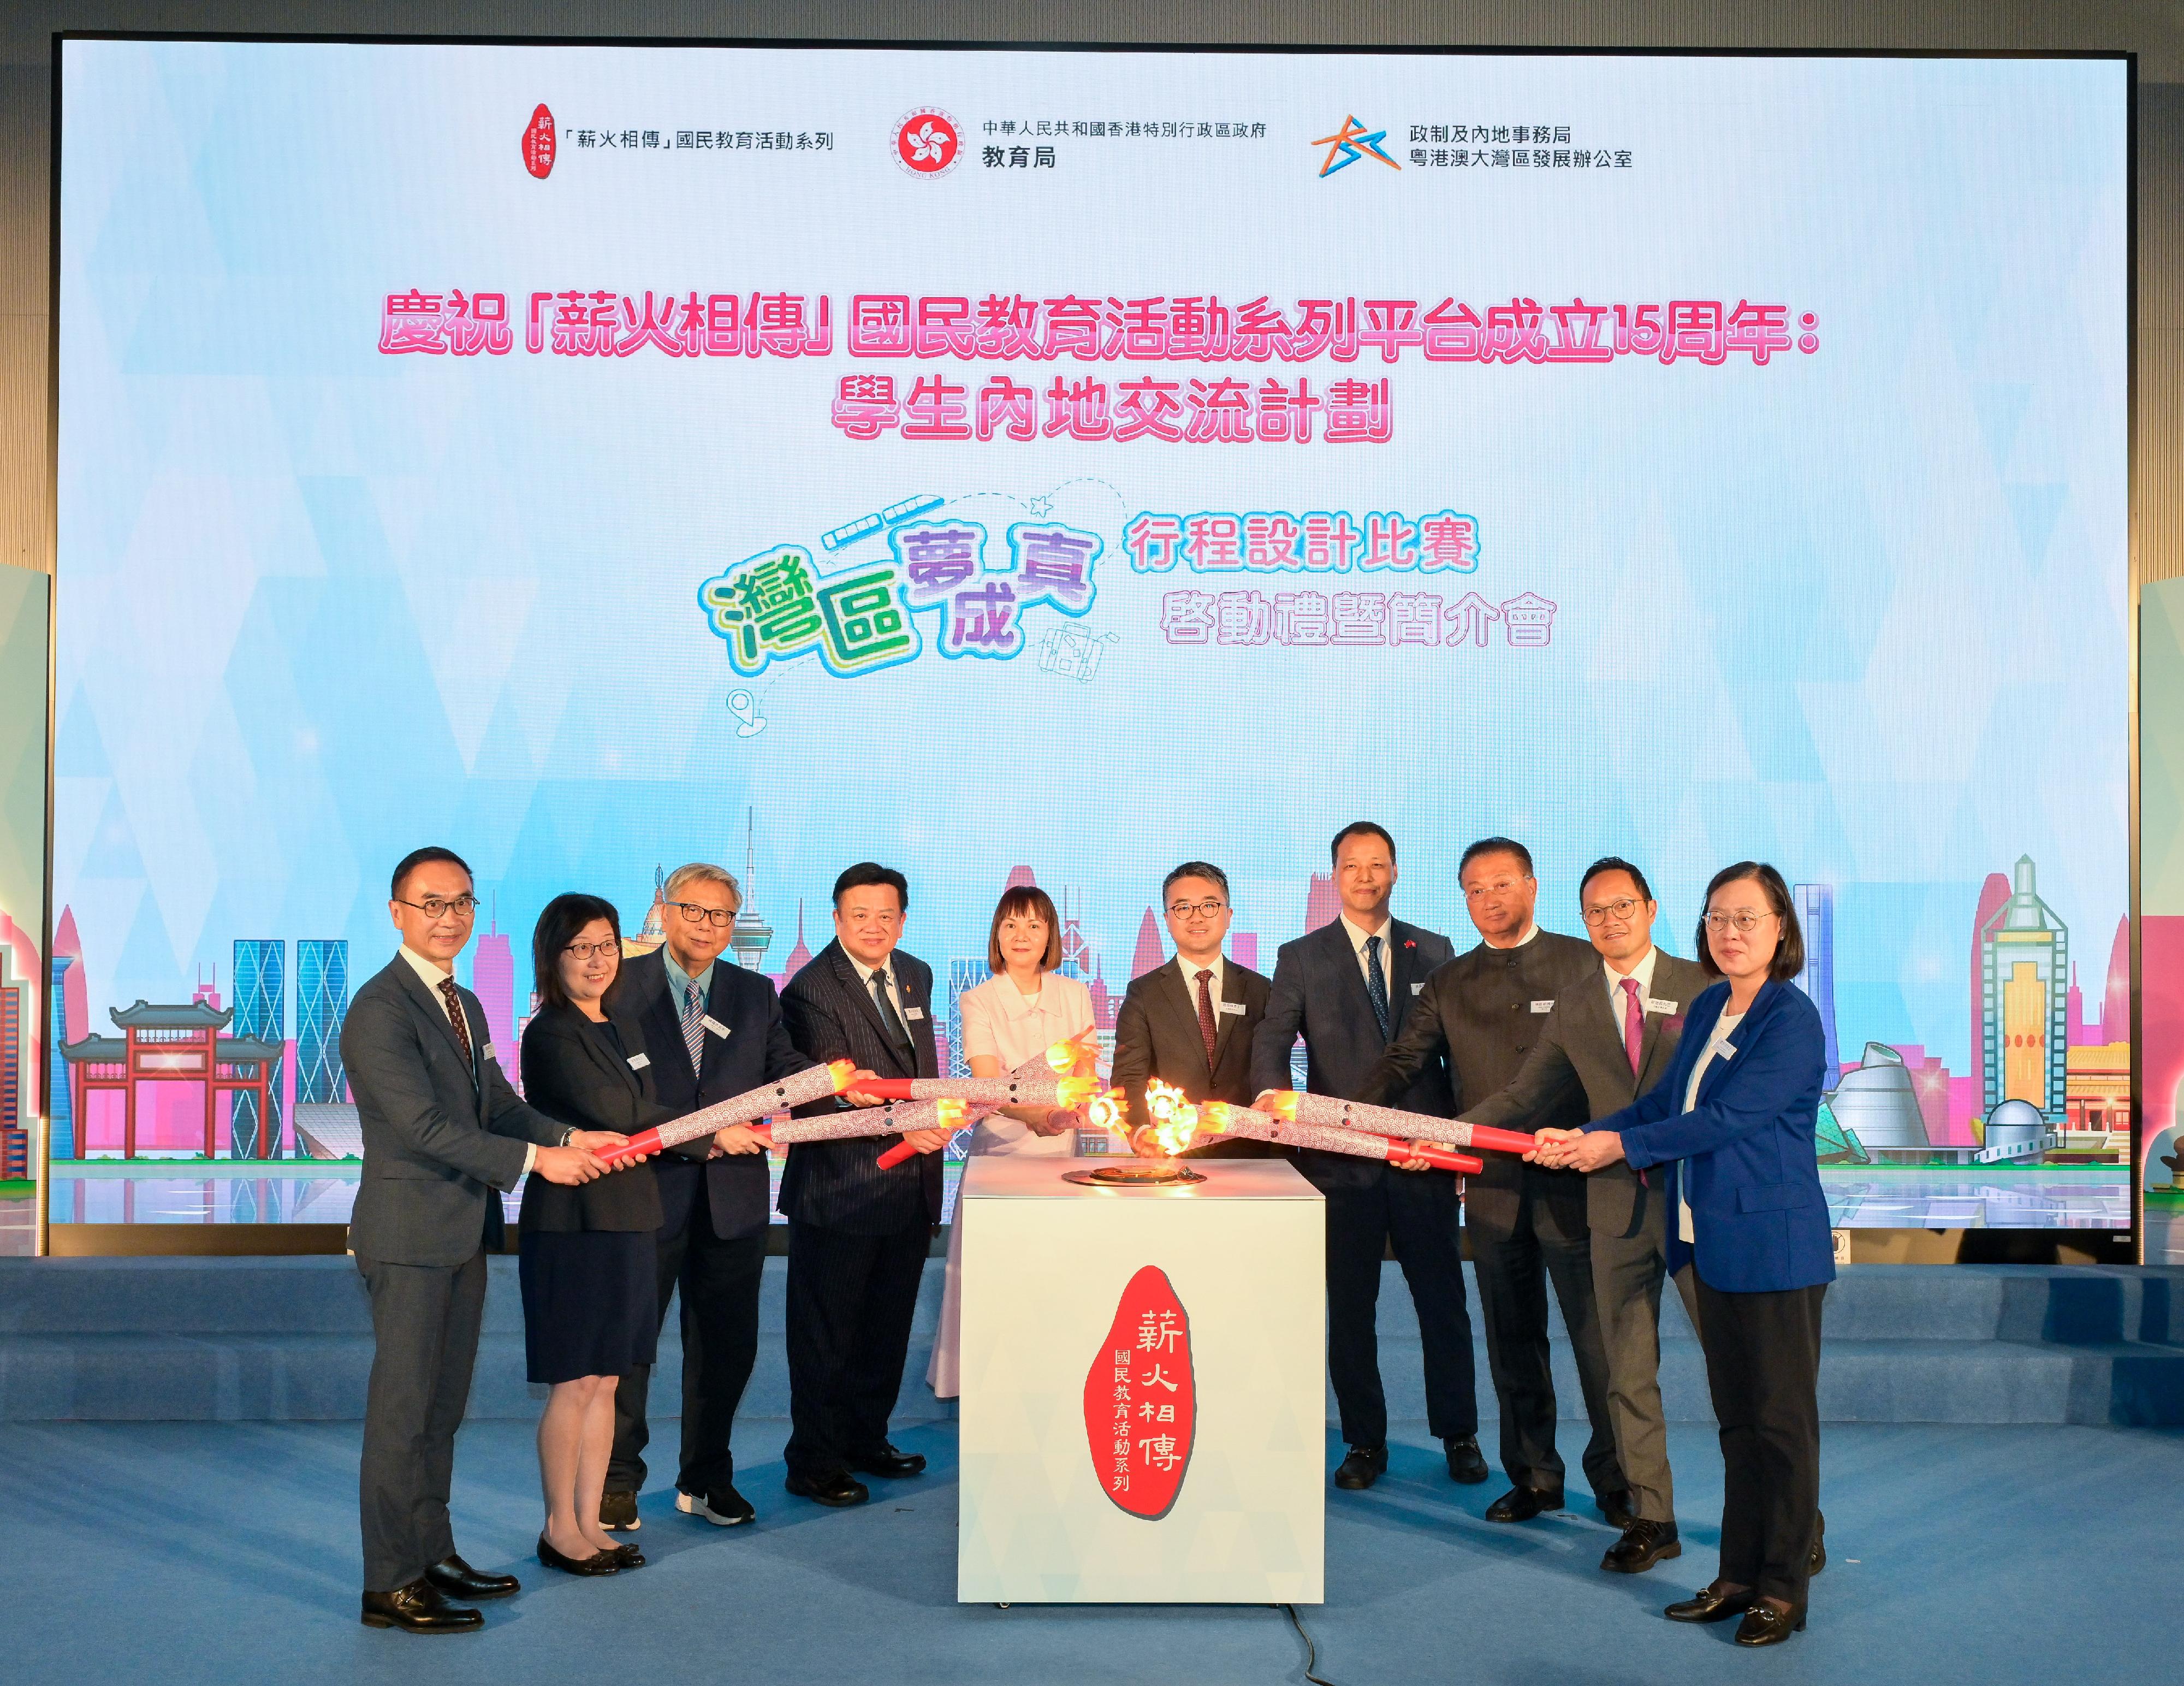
(521, 103), (556, 179)
(1084, 1266), (1197, 1521)
(894, 107), (962, 177)
(1311, 114), (1400, 177)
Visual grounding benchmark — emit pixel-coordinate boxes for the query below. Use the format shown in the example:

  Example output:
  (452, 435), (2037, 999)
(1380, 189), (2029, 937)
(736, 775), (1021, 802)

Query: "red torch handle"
(594, 1126), (665, 1168)
(1399, 1139), (1485, 1175)
(859, 1078), (920, 1101)
(1464, 1123), (1541, 1157)
(875, 1138), (917, 1170)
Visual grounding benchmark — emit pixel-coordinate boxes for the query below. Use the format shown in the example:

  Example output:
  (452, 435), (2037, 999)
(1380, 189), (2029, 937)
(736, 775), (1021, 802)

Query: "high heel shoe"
(536, 1532), (621, 1576)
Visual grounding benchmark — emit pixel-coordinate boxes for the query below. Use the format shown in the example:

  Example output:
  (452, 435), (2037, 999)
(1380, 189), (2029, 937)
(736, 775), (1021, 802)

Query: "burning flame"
(1054, 1074), (1101, 1110)
(1256, 1090), (1301, 1121)
(826, 1058), (860, 1092)
(931, 1097), (970, 1129)
(1044, 1031), (1100, 1078)
(1135, 1078), (1201, 1158)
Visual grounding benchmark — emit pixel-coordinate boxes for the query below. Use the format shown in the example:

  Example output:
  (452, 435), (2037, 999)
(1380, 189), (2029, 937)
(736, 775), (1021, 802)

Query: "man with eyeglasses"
(1362, 837), (1628, 1533)
(345, 847), (617, 1633)
(777, 862), (953, 1510)
(1459, 856), (1711, 1573)
(601, 862), (835, 1533)
(1111, 861), (1272, 1160)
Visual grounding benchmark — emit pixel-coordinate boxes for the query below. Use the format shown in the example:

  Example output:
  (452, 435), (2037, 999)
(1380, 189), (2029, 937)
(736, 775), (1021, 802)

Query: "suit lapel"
(395, 960), (479, 1092)
(1693, 981), (1778, 1107)
(834, 944), (912, 1075)
(1635, 960), (1689, 1090)
(1335, 920), (1391, 1041)
(1210, 962), (1251, 1068)
(579, 1008), (644, 1099)
(1164, 961), (1214, 1080)
(1576, 966), (1635, 1093)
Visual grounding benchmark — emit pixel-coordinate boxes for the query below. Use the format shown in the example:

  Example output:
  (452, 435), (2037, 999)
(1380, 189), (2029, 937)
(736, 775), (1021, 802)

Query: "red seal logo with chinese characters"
(521, 104), (556, 179)
(893, 107), (960, 178)
(1083, 1265), (1197, 1520)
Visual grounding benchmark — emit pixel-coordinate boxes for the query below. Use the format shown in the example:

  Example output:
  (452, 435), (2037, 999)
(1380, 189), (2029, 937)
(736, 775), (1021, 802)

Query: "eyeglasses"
(1581, 898), (1643, 926)
(394, 895), (478, 920)
(563, 939), (620, 961)
(1167, 899), (1228, 920)
(1702, 909), (1777, 934)
(665, 901), (737, 927)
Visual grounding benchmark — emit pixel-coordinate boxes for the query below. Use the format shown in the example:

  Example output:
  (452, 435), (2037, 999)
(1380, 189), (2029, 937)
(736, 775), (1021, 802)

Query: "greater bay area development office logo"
(1313, 114), (1399, 177)
(894, 107), (962, 178)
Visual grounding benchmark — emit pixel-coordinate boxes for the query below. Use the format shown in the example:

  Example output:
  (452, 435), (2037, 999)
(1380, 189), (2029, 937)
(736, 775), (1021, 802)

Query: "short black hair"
(1162, 861), (1230, 901)
(1579, 855), (1654, 905)
(391, 846), (472, 901)
(1695, 861), (1806, 983)
(1330, 821), (1396, 865)
(1459, 836), (1533, 879)
(532, 893), (622, 1011)
(833, 861), (910, 912)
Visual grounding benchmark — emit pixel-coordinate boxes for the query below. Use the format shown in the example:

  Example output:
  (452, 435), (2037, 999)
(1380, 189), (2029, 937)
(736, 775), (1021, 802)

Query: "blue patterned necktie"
(1364, 934), (1392, 1039)
(681, 980), (705, 1076)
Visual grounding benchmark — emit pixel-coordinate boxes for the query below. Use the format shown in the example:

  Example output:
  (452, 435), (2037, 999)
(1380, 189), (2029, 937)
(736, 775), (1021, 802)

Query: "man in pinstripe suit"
(777, 862), (953, 1509)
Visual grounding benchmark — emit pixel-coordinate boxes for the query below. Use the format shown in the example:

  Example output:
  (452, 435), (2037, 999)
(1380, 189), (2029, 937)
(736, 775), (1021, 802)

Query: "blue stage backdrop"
(48, 41), (2129, 1228)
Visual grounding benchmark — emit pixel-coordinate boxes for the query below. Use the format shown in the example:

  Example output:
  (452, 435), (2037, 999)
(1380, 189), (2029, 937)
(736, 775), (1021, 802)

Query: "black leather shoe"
(1485, 1484), (1564, 1523)
(360, 1578), (483, 1633)
(1333, 1445), (1387, 1490)
(599, 1489), (641, 1531)
(1596, 1489), (1636, 1530)
(1600, 1518), (1681, 1574)
(1809, 1510), (1826, 1576)
(536, 1533), (621, 1576)
(1735, 1602), (1806, 1646)
(676, 1484), (756, 1526)
(425, 1554), (518, 1601)
(845, 1444), (925, 1478)
(610, 1542), (645, 1569)
(1665, 1581), (1753, 1623)
(785, 1469), (871, 1508)
(1444, 1435), (1489, 1484)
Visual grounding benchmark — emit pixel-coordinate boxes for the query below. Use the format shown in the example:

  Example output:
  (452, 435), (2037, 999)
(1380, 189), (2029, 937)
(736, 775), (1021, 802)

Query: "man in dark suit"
(777, 862), (952, 1509)
(1363, 837), (1627, 1528)
(1463, 857), (1711, 1572)
(601, 862), (823, 1533)
(1111, 861), (1272, 1158)
(344, 847), (613, 1633)
(1250, 822), (1486, 1492)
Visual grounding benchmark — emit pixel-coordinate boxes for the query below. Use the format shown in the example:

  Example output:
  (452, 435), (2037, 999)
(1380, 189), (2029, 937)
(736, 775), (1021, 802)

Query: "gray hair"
(662, 861), (741, 910)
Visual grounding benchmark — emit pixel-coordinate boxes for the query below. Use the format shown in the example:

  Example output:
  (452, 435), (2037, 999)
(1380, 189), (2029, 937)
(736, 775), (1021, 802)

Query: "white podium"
(956, 1156), (1325, 1604)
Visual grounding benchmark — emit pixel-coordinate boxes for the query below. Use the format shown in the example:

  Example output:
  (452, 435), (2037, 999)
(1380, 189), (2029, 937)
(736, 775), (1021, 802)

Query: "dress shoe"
(1735, 1602), (1806, 1646)
(1600, 1518), (1681, 1574)
(845, 1444), (926, 1478)
(1485, 1484), (1564, 1523)
(360, 1578), (483, 1634)
(599, 1489), (641, 1531)
(536, 1532), (621, 1576)
(1664, 1581), (1753, 1623)
(1333, 1445), (1388, 1490)
(677, 1484), (756, 1526)
(610, 1542), (645, 1569)
(785, 1468), (871, 1508)
(425, 1554), (518, 1601)
(1809, 1510), (1826, 1576)
(1443, 1435), (1489, 1484)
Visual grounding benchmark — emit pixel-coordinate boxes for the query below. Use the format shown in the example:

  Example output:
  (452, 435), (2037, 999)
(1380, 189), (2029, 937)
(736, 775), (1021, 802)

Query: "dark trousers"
(1694, 1270), (1826, 1608)
(783, 1218), (929, 1480)
(608, 1206), (768, 1496)
(355, 1249), (486, 1592)
(1324, 1173), (1477, 1447)
(1470, 1188), (1623, 1499)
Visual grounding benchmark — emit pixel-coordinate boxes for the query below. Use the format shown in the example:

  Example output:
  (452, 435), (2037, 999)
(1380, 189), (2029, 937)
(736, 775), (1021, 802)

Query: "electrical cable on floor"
(1279, 1602), (1339, 1686)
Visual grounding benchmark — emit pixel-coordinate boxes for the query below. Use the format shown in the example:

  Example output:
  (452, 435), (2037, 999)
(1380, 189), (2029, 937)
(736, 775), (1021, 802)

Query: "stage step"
(1, 1258), (2179, 1425)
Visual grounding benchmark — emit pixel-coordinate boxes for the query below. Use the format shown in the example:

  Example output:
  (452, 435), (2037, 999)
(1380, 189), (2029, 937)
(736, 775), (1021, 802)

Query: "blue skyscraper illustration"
(296, 939), (349, 1104)
(1792, 883), (1841, 1080)
(231, 939), (285, 1157)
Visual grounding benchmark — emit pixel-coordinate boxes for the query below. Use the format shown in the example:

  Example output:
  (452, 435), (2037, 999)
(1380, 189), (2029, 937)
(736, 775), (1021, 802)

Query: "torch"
(755, 1097), (972, 1151)
(1254, 1091), (1539, 1158)
(871, 1034), (1101, 1169)
(591, 1060), (858, 1167)
(1194, 1102), (1485, 1175)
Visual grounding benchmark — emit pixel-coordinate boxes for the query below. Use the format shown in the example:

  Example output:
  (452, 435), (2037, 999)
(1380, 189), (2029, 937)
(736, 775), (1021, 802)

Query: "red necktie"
(1195, 969), (1219, 1068)
(439, 977), (474, 1068)
(1620, 977), (1643, 1075)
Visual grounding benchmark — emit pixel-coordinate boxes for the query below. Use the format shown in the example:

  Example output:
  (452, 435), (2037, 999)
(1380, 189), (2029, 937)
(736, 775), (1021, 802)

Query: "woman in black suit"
(519, 893), (668, 1577)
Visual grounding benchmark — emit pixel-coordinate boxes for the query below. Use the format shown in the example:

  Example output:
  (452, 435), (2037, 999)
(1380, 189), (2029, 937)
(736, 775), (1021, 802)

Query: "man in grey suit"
(1249, 822), (1486, 1491)
(345, 847), (617, 1633)
(1462, 856), (1709, 1573)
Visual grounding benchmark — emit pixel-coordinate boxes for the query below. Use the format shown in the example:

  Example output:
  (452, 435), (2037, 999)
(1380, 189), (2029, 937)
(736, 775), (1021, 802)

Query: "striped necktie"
(681, 980), (706, 1076)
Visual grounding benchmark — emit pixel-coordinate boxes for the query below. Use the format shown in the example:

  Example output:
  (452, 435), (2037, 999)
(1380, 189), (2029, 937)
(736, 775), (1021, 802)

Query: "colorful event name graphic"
(698, 519), (1100, 678)
(1125, 510), (1478, 572)
(1159, 586), (1555, 648)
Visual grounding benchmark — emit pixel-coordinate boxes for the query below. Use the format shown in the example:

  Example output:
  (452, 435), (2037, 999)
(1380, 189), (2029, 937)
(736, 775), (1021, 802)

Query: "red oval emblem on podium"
(522, 104), (556, 179)
(1083, 1265), (1196, 1519)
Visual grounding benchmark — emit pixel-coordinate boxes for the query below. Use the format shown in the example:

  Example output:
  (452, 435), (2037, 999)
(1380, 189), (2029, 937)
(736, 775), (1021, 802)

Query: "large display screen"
(46, 40), (2130, 1229)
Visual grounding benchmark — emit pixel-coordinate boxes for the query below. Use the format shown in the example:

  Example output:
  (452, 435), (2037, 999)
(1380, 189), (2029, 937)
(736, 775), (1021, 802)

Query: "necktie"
(437, 977), (474, 1073)
(1195, 969), (1219, 1068)
(1621, 977), (1645, 1075)
(1363, 934), (1391, 1039)
(681, 981), (706, 1076)
(871, 969), (917, 1067)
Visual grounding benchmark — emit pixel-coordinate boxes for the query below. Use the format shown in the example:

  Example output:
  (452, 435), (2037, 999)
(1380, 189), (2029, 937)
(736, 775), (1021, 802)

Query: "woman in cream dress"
(926, 884), (1096, 1399)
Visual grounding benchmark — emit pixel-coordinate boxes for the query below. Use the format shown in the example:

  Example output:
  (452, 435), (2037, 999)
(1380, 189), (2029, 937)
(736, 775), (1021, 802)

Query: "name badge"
(1218, 1001), (1247, 1016)
(1718, 1043), (1736, 1059)
(481, 1043), (496, 1062)
(702, 1014), (732, 1038)
(1410, 981), (1425, 995)
(904, 1005), (926, 1021)
(627, 1051), (651, 1071)
(1529, 999), (1555, 1014)
(1645, 997), (1678, 1015)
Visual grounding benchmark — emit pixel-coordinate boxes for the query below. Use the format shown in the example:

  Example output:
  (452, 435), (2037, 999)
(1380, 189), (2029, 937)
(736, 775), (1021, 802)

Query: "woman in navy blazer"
(1539, 861), (1832, 1647)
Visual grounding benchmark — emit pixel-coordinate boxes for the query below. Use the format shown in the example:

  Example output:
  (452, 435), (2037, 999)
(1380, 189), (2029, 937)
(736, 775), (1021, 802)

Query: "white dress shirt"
(1605, 945), (1660, 1043)
(398, 945), (540, 1174)
(848, 951), (916, 1037)
(1675, 1008), (1746, 1243)
(958, 970), (1097, 1156)
(1338, 912), (1399, 1000)
(1174, 951), (1227, 1018)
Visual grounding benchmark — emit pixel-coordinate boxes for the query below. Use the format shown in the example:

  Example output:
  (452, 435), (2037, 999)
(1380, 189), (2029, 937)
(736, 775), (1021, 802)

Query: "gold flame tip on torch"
(826, 1059), (859, 1091)
(935, 1098), (968, 1127)
(1057, 1075), (1100, 1109)
(1261, 1091), (1301, 1120)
